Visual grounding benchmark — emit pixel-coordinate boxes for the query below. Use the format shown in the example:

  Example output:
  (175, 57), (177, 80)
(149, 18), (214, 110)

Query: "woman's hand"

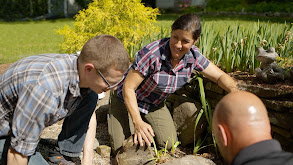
(133, 119), (155, 147)
(123, 68), (156, 146)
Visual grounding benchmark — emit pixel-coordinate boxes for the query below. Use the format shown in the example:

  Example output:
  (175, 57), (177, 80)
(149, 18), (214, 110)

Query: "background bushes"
(0, 0), (48, 21)
(206, 0), (293, 13)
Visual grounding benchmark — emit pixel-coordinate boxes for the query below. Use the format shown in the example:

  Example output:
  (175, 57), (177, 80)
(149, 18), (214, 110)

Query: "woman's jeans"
(0, 90), (98, 164)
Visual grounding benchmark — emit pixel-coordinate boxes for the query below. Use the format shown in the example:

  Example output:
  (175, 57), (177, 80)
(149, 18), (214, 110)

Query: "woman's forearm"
(123, 87), (143, 124)
(217, 73), (238, 93)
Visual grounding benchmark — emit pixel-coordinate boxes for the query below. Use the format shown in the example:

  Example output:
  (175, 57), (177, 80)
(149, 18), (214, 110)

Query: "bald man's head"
(212, 91), (272, 164)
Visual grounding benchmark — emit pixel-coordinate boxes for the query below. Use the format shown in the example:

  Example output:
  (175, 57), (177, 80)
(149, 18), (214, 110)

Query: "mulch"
(228, 71), (293, 93)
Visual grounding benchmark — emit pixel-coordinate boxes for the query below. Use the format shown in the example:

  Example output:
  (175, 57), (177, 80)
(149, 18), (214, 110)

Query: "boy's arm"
(82, 111), (97, 165)
(7, 147), (28, 165)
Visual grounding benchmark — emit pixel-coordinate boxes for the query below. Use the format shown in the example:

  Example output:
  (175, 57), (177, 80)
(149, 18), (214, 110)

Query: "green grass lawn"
(0, 19), (74, 64)
(0, 14), (292, 64)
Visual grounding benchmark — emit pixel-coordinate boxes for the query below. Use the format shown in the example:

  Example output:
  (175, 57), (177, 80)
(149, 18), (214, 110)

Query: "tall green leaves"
(198, 21), (293, 73)
(192, 75), (215, 154)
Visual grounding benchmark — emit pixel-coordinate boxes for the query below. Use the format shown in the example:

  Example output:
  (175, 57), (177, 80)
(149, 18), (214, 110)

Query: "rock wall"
(236, 80), (293, 152)
(166, 75), (293, 152)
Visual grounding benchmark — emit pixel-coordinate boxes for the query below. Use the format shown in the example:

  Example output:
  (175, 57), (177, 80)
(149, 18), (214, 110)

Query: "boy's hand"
(7, 147), (28, 165)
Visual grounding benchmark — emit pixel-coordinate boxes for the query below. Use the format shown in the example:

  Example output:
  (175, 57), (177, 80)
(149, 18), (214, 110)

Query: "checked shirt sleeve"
(192, 48), (210, 71)
(10, 83), (58, 156)
(131, 47), (158, 77)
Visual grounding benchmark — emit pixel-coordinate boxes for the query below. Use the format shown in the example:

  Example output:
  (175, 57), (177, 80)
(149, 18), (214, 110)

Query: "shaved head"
(212, 91), (272, 164)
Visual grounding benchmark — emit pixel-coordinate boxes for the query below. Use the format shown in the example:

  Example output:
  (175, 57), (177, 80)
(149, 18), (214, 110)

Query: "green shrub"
(57, 0), (159, 60)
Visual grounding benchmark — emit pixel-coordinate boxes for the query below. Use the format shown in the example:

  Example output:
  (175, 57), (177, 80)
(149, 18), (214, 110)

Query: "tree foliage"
(57, 0), (159, 55)
(0, 0), (47, 21)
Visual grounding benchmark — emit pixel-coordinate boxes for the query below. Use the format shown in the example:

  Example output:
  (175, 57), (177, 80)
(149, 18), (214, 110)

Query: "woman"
(108, 14), (238, 153)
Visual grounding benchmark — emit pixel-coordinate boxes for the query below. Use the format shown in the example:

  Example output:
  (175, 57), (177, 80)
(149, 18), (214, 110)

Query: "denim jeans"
(0, 90), (98, 164)
(58, 90), (98, 157)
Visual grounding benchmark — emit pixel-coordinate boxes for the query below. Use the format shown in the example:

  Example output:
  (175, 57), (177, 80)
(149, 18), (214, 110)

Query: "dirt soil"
(228, 71), (293, 93)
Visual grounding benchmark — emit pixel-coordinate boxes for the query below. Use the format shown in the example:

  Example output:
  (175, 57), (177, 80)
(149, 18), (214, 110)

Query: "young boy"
(0, 34), (130, 165)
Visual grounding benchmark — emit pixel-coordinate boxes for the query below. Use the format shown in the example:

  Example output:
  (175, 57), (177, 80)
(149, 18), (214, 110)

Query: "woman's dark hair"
(171, 14), (201, 40)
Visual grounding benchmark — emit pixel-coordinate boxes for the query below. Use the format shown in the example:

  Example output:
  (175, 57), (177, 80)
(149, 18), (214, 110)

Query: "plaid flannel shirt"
(117, 38), (210, 114)
(0, 54), (89, 156)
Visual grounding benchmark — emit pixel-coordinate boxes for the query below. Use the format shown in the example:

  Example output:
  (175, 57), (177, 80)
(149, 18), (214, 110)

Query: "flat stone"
(116, 136), (155, 165)
(271, 125), (291, 139)
(96, 145), (111, 157)
(268, 111), (293, 130)
(205, 90), (225, 101)
(238, 83), (292, 98)
(205, 81), (224, 94)
(162, 155), (216, 165)
(262, 99), (293, 112)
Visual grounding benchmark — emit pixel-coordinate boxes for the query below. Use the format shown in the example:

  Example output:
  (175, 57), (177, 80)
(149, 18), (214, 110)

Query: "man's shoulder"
(10, 54), (76, 70)
(1, 54), (78, 95)
(232, 140), (293, 165)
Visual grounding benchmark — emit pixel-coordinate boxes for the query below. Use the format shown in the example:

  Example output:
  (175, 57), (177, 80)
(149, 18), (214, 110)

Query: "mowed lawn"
(0, 14), (291, 64)
(0, 19), (74, 64)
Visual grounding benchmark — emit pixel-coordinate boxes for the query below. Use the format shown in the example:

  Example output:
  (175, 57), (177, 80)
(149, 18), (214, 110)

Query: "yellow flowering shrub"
(57, 0), (159, 58)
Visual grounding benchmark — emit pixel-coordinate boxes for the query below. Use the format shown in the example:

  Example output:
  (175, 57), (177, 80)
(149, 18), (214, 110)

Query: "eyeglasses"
(97, 70), (124, 90)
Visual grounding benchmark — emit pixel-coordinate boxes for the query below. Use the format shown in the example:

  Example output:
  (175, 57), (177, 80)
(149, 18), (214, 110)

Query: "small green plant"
(170, 134), (181, 154)
(193, 134), (214, 154)
(57, 0), (159, 61)
(149, 136), (170, 163)
(193, 108), (204, 154)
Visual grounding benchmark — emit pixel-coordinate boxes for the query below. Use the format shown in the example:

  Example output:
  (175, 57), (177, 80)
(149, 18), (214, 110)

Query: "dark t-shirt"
(231, 139), (293, 165)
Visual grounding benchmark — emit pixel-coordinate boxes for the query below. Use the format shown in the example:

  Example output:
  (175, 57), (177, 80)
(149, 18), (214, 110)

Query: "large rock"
(268, 111), (293, 130)
(96, 145), (111, 157)
(115, 136), (155, 165)
(205, 81), (224, 94)
(238, 83), (292, 98)
(172, 95), (207, 146)
(162, 155), (215, 165)
(261, 99), (293, 112)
